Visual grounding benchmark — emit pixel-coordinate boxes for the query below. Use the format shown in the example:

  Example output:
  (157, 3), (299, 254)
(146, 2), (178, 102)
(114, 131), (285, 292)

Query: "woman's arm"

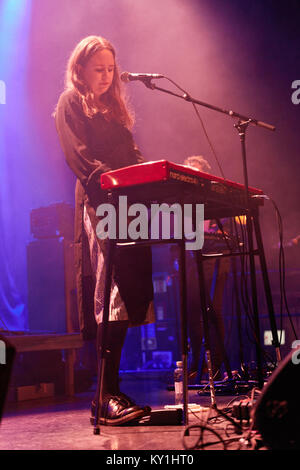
(55, 90), (112, 193)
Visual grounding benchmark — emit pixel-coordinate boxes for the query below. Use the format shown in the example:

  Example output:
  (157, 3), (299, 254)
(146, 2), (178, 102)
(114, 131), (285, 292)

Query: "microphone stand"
(140, 78), (281, 391)
(141, 78), (275, 131)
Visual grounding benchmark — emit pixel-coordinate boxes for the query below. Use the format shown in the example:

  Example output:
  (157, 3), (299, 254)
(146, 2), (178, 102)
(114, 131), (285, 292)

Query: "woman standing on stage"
(55, 36), (154, 425)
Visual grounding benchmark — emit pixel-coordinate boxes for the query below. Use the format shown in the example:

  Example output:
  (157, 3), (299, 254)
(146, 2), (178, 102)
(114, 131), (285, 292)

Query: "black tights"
(95, 320), (129, 397)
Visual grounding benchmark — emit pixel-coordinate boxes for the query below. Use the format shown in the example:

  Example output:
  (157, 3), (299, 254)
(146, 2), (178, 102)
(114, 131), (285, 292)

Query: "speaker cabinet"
(27, 238), (77, 333)
(253, 346), (300, 449)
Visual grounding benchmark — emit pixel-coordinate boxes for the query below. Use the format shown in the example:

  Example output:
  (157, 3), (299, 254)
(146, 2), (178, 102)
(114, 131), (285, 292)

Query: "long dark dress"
(55, 89), (154, 340)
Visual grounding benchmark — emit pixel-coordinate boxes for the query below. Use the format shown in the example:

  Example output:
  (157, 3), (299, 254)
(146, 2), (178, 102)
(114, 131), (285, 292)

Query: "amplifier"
(27, 237), (77, 333)
(30, 202), (74, 239)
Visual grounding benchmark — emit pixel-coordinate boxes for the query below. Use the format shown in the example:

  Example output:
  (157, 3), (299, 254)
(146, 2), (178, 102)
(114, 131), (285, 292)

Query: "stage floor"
(0, 372), (262, 451)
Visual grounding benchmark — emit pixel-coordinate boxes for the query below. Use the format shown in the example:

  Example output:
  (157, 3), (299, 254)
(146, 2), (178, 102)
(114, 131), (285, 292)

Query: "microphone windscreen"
(120, 71), (130, 83)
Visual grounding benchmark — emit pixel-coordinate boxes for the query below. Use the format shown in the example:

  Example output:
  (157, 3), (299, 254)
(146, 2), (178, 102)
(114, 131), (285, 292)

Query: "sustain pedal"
(137, 408), (183, 426)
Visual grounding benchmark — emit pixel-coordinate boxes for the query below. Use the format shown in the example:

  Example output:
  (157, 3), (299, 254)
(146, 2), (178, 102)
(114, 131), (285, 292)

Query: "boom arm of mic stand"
(144, 81), (276, 132)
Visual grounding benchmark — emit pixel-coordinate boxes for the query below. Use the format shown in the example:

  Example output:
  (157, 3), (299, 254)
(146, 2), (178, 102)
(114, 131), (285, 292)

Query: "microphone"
(120, 71), (164, 83)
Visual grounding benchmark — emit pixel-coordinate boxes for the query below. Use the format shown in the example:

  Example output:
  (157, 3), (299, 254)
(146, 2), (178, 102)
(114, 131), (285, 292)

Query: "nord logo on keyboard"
(169, 170), (199, 185)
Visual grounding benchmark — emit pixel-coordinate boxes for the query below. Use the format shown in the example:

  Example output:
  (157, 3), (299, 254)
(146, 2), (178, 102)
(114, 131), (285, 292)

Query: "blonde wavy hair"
(184, 155), (211, 173)
(64, 35), (134, 128)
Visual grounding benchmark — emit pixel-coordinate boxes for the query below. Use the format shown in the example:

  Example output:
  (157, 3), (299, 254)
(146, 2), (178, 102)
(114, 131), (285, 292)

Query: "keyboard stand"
(92, 187), (280, 434)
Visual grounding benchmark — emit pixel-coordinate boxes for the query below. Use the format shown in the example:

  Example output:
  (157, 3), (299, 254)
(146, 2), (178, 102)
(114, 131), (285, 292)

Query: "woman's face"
(81, 48), (115, 99)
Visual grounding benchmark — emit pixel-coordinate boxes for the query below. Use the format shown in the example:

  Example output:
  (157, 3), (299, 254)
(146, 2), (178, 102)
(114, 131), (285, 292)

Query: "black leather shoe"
(90, 394), (151, 426)
(115, 392), (152, 414)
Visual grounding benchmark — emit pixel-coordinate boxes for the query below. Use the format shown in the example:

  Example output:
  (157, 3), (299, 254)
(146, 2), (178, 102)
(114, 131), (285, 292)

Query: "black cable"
(233, 217), (255, 337)
(182, 422), (227, 450)
(253, 195), (298, 340)
(182, 402), (251, 450)
(234, 214), (276, 374)
(190, 101), (226, 179)
(164, 76), (226, 179)
(233, 216), (277, 371)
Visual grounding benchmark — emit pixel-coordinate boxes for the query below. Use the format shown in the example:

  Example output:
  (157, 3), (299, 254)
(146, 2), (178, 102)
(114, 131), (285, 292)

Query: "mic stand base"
(196, 377), (259, 396)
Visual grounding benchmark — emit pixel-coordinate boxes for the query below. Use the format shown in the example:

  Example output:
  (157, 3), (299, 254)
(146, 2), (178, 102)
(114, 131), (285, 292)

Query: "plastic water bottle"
(174, 361), (183, 405)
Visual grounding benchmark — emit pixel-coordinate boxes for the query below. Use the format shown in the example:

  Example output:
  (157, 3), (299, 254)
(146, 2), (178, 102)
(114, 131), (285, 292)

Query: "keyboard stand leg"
(178, 239), (189, 426)
(246, 212), (264, 388)
(231, 255), (249, 378)
(252, 209), (281, 363)
(195, 250), (217, 407)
